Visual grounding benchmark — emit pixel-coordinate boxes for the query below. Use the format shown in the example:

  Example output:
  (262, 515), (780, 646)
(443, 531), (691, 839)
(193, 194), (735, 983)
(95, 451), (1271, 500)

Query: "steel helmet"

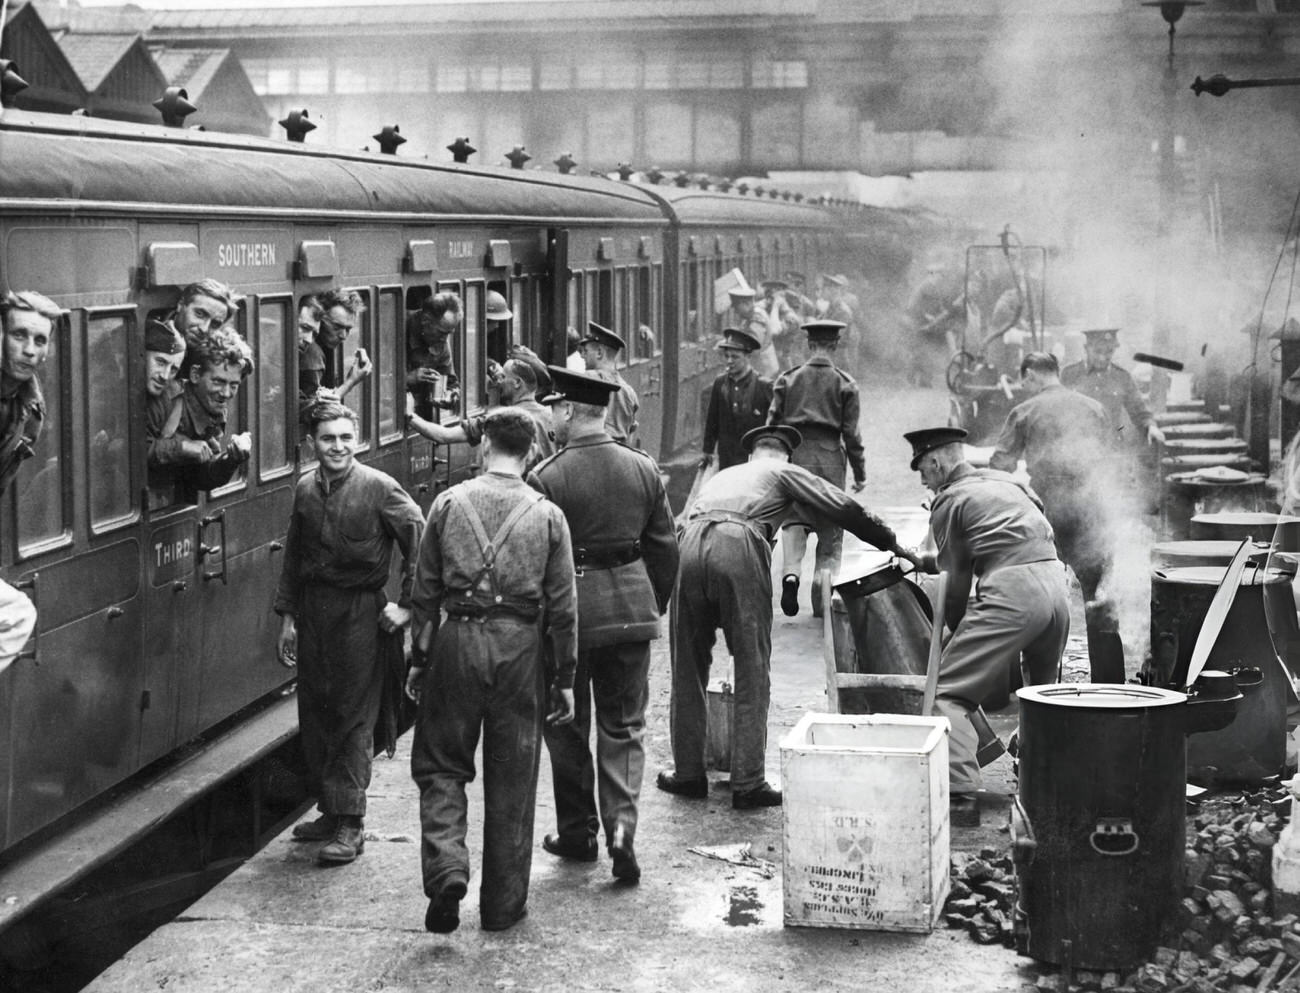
(486, 290), (513, 321)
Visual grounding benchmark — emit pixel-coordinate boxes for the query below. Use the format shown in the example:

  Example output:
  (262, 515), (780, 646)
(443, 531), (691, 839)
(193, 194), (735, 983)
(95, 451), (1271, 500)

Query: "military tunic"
(906, 273), (965, 386)
(702, 366), (774, 470)
(670, 459), (897, 792)
(592, 369), (639, 446)
(0, 373), (44, 668)
(991, 385), (1125, 682)
(274, 462), (423, 820)
(927, 462), (1070, 792)
(0, 372), (44, 497)
(451, 399), (555, 473)
(147, 386), (248, 504)
(530, 433), (679, 851)
(1060, 360), (1153, 445)
(767, 354), (866, 579)
(410, 470), (577, 929)
(405, 313), (458, 419)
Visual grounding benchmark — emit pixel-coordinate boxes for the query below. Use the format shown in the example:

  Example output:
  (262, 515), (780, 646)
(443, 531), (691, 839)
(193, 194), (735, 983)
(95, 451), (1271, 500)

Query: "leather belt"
(687, 508), (770, 545)
(444, 593), (540, 622)
(574, 541), (641, 572)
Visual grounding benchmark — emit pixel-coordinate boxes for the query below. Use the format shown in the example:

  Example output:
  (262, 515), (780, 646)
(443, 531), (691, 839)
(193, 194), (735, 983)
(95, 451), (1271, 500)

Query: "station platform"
(84, 507), (1032, 993)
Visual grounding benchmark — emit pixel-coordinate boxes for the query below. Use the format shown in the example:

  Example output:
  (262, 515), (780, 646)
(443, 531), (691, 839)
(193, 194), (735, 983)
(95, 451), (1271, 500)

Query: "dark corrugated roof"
(28, 0), (152, 34)
(58, 32), (139, 90)
(651, 185), (842, 230)
(0, 108), (668, 222)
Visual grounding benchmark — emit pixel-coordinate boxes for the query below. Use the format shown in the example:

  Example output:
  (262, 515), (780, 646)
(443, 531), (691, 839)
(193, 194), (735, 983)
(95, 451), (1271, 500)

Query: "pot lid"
(1191, 512), (1300, 527)
(1151, 540), (1268, 559)
(1151, 564), (1284, 586)
(1017, 683), (1187, 709)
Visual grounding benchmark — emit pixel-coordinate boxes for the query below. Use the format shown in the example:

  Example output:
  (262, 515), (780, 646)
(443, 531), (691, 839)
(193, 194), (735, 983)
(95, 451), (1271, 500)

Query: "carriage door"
(5, 307), (146, 841)
(190, 295), (296, 735)
(619, 257), (664, 459)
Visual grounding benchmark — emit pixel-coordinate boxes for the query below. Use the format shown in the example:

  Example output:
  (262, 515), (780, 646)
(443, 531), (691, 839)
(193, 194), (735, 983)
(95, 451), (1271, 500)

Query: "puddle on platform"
(677, 881), (780, 930)
(725, 885), (763, 927)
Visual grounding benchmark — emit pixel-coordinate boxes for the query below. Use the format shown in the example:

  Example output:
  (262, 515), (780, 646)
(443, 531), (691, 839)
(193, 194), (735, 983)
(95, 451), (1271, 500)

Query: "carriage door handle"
(14, 571), (38, 663)
(198, 511), (228, 584)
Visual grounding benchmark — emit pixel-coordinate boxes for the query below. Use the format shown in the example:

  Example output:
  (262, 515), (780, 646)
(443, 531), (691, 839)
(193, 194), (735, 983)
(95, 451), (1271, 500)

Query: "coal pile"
(944, 786), (1298, 992)
(945, 847), (1018, 948)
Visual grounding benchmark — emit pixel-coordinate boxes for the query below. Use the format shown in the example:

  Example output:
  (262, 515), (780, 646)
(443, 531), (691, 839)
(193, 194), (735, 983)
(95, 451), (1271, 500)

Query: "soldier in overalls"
(407, 407), (578, 934)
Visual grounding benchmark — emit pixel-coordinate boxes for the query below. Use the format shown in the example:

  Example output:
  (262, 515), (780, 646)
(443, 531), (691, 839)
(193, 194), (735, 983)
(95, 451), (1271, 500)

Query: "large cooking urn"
(1010, 678), (1240, 971)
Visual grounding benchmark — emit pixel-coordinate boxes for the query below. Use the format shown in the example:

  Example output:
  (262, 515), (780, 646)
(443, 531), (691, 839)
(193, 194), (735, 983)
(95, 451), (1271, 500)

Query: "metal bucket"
(1149, 564), (1290, 684)
(1148, 565), (1291, 784)
(829, 570), (932, 715)
(1011, 681), (1238, 970)
(1187, 666), (1284, 786)
(1161, 472), (1269, 541)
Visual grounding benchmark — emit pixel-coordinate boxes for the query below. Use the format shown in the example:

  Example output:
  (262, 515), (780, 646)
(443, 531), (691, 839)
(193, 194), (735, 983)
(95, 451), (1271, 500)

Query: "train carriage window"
(596, 270), (613, 337)
(349, 289), (373, 447)
(567, 271), (581, 339)
(208, 301), (251, 498)
(304, 289), (372, 447)
(574, 269), (590, 327)
(16, 313), (69, 556)
(638, 266), (661, 358)
(681, 262), (697, 343)
(87, 312), (135, 530)
(510, 278), (529, 350)
(486, 281), (511, 368)
(462, 283), (483, 412)
(531, 280), (548, 361)
(617, 269), (633, 362)
(378, 288), (401, 440)
(257, 296), (292, 478)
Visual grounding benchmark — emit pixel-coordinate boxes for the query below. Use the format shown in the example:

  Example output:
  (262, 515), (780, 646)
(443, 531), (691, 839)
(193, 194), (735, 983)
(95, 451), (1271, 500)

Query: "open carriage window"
(15, 312), (70, 556)
(87, 311), (135, 530)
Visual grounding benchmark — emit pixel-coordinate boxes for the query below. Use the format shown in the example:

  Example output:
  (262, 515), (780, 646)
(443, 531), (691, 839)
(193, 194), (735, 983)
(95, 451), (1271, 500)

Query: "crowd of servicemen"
(0, 263), (1165, 934)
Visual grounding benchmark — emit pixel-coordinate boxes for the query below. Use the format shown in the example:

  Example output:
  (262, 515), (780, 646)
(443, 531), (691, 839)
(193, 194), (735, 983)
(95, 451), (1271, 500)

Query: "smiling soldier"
(0, 290), (61, 673)
(275, 400), (423, 866)
(161, 278), (240, 342)
(148, 325), (254, 504)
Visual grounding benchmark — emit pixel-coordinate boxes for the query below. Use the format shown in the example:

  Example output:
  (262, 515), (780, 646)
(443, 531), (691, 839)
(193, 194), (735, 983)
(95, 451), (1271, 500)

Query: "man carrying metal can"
(906, 426), (1070, 826)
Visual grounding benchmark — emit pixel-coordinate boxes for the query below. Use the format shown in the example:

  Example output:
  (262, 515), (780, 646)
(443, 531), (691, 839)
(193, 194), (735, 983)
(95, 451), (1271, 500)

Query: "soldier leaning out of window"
(406, 291), (463, 419)
(149, 325), (253, 504)
(0, 290), (61, 672)
(298, 289), (371, 427)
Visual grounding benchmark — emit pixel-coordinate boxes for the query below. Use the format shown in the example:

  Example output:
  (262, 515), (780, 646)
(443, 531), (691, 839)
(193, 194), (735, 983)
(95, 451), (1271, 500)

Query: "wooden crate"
(779, 713), (950, 932)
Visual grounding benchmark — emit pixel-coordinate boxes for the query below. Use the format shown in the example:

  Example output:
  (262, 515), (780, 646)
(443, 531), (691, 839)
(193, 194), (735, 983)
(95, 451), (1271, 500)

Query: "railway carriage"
(0, 104), (912, 947)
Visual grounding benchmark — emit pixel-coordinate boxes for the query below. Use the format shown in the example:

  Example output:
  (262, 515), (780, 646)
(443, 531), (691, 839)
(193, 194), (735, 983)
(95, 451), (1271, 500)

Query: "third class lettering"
(155, 536), (193, 567)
